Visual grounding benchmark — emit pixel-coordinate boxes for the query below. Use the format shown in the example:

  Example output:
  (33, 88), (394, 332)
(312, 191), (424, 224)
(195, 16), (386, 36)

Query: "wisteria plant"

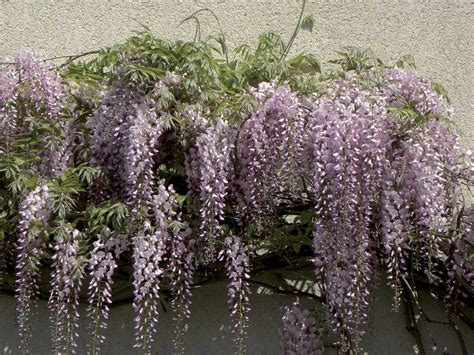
(0, 8), (472, 355)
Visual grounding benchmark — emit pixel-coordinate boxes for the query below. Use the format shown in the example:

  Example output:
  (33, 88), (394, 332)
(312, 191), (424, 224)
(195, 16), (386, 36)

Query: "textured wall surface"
(0, 0), (473, 149)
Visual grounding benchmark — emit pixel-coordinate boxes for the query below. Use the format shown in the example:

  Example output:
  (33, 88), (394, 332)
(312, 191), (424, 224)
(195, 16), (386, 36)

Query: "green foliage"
(329, 47), (383, 74)
(49, 173), (83, 219)
(0, 4), (464, 321)
(85, 200), (130, 235)
(1, 20), (455, 281)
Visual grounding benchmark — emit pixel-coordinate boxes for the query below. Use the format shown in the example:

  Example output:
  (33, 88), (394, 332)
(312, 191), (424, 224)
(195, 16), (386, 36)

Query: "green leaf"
(301, 15), (315, 32)
(290, 242), (300, 253)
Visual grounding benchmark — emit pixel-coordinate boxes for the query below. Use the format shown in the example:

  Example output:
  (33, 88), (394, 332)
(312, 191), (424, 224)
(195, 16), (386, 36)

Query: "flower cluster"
(123, 101), (162, 210)
(39, 119), (75, 178)
(0, 66), (18, 146)
(48, 227), (85, 354)
(307, 79), (387, 346)
(385, 68), (453, 118)
(169, 220), (195, 354)
(14, 52), (65, 120)
(15, 185), (52, 351)
(380, 113), (462, 305)
(87, 231), (120, 354)
(219, 235), (251, 353)
(153, 183), (197, 353)
(183, 106), (209, 197)
(132, 224), (166, 354)
(236, 82), (304, 218)
(0, 52), (68, 177)
(279, 304), (322, 355)
(89, 82), (162, 208)
(132, 183), (180, 353)
(195, 118), (235, 262)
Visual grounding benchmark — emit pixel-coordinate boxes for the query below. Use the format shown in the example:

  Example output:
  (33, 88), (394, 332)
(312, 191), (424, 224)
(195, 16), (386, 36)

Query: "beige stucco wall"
(0, 0), (473, 149)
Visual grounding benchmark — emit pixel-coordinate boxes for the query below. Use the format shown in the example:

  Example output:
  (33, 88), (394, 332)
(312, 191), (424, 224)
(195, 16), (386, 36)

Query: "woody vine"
(0, 6), (473, 355)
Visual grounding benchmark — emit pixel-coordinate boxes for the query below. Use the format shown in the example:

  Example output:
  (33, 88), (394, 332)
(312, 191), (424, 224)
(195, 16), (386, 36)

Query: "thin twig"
(401, 278), (426, 355)
(178, 8), (229, 64)
(275, 271), (325, 302)
(0, 50), (99, 67)
(448, 315), (468, 355)
(177, 15), (202, 43)
(249, 278), (324, 302)
(280, 0), (307, 63)
(59, 50), (100, 68)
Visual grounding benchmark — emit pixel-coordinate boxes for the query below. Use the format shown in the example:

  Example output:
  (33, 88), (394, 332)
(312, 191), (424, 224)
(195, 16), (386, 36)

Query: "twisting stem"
(178, 15), (202, 43)
(0, 50), (99, 66)
(179, 8), (229, 64)
(401, 278), (426, 355)
(280, 0), (307, 63)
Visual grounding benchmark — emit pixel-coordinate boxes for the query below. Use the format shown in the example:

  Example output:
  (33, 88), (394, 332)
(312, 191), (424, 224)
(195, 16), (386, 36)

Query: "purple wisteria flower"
(219, 235), (251, 354)
(48, 227), (84, 354)
(89, 82), (163, 208)
(132, 183), (182, 353)
(0, 66), (18, 146)
(236, 82), (304, 219)
(195, 118), (235, 263)
(15, 185), (52, 351)
(169, 218), (195, 354)
(14, 52), (65, 121)
(385, 68), (453, 118)
(307, 79), (387, 347)
(87, 230), (121, 354)
(0, 52), (68, 176)
(279, 304), (323, 355)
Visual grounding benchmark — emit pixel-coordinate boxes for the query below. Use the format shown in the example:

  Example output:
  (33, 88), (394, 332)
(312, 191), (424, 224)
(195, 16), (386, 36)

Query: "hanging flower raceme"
(279, 304), (323, 355)
(0, 66), (18, 147)
(87, 231), (122, 354)
(255, 82), (304, 189)
(0, 52), (68, 177)
(15, 52), (69, 177)
(379, 149), (411, 310)
(307, 79), (388, 348)
(39, 119), (76, 178)
(124, 101), (162, 210)
(236, 82), (304, 219)
(379, 84), (463, 301)
(89, 82), (163, 208)
(195, 118), (235, 263)
(394, 129), (447, 278)
(132, 183), (178, 353)
(183, 106), (209, 198)
(169, 226), (195, 354)
(48, 227), (85, 354)
(385, 68), (453, 119)
(14, 52), (65, 121)
(219, 235), (251, 354)
(166, 190), (196, 354)
(235, 106), (268, 215)
(15, 185), (52, 352)
(149, 181), (197, 354)
(132, 224), (166, 354)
